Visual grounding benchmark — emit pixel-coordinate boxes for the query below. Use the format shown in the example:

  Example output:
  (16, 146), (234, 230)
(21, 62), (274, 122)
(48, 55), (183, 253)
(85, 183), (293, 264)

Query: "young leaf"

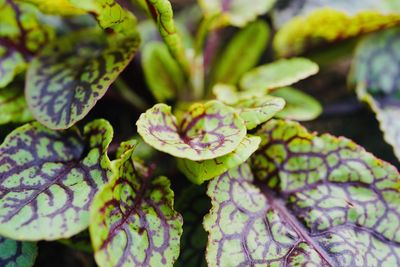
(136, 100), (247, 161)
(174, 185), (210, 267)
(274, 7), (400, 57)
(26, 30), (140, 129)
(0, 119), (113, 240)
(0, 83), (32, 125)
(90, 141), (183, 267)
(270, 87), (322, 121)
(0, 236), (37, 267)
(205, 118), (400, 266)
(142, 42), (185, 102)
(351, 27), (400, 161)
(211, 20), (269, 86)
(240, 58), (319, 91)
(177, 135), (261, 184)
(199, 0), (275, 27)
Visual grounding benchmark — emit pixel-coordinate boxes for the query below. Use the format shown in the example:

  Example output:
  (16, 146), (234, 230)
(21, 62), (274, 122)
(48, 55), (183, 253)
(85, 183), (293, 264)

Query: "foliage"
(0, 0), (399, 266)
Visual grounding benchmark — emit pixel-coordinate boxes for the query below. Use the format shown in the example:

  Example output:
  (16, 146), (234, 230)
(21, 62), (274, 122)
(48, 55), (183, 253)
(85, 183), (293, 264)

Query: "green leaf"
(26, 29), (140, 129)
(0, 83), (32, 125)
(0, 0), (54, 88)
(0, 119), (113, 241)
(351, 27), (400, 161)
(58, 231), (92, 253)
(90, 141), (183, 267)
(0, 236), (37, 267)
(174, 185), (209, 267)
(14, 0), (86, 15)
(274, 6), (400, 57)
(205, 120), (400, 266)
(270, 87), (322, 121)
(240, 57), (319, 92)
(142, 42), (185, 102)
(211, 20), (269, 86)
(177, 135), (261, 184)
(199, 0), (276, 27)
(136, 100), (247, 161)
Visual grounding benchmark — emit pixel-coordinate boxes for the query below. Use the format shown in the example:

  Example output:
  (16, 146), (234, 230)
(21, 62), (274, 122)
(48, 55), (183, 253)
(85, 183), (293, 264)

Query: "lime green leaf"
(136, 100), (247, 161)
(352, 27), (400, 161)
(174, 185), (209, 267)
(26, 29), (140, 129)
(274, 7), (400, 57)
(0, 119), (113, 241)
(177, 135), (260, 184)
(240, 58), (319, 91)
(0, 237), (37, 267)
(205, 118), (400, 265)
(199, 0), (276, 27)
(15, 0), (86, 15)
(0, 0), (54, 88)
(271, 87), (322, 121)
(90, 141), (182, 267)
(211, 21), (269, 86)
(58, 231), (92, 253)
(0, 83), (32, 125)
(142, 42), (185, 102)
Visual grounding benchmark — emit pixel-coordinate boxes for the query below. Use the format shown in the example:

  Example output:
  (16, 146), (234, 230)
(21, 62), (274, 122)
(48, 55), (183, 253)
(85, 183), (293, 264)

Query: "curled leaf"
(90, 141), (183, 267)
(240, 57), (319, 91)
(177, 135), (261, 184)
(136, 101), (247, 161)
(0, 236), (37, 267)
(0, 119), (113, 240)
(271, 87), (322, 121)
(352, 27), (400, 161)
(26, 30), (140, 129)
(0, 83), (32, 125)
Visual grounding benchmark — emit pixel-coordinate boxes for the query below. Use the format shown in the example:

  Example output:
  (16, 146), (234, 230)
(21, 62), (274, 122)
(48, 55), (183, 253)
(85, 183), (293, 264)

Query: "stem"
(114, 79), (148, 110)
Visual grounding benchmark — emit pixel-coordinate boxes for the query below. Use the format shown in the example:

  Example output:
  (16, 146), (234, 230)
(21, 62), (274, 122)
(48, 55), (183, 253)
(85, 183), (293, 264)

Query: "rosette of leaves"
(351, 27), (400, 161)
(204, 119), (400, 266)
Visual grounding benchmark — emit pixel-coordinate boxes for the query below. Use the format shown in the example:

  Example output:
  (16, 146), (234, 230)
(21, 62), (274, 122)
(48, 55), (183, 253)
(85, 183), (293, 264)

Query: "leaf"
(211, 20), (269, 86)
(199, 0), (276, 27)
(0, 236), (37, 267)
(205, 118), (400, 266)
(0, 0), (54, 88)
(274, 7), (400, 57)
(142, 42), (185, 102)
(270, 87), (322, 121)
(351, 27), (400, 161)
(136, 100), (247, 161)
(177, 135), (261, 184)
(26, 29), (140, 129)
(90, 141), (183, 267)
(15, 0), (86, 15)
(240, 57), (319, 92)
(58, 230), (92, 253)
(213, 84), (286, 129)
(174, 185), (210, 267)
(0, 119), (113, 240)
(0, 83), (32, 125)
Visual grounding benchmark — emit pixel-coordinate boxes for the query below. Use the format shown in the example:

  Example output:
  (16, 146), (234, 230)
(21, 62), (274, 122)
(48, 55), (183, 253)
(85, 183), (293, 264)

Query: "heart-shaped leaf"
(199, 0), (275, 27)
(142, 42), (185, 102)
(0, 236), (37, 267)
(90, 141), (183, 267)
(177, 135), (260, 184)
(0, 119), (113, 241)
(205, 118), (400, 266)
(26, 30), (140, 129)
(240, 58), (319, 92)
(136, 100), (247, 161)
(352, 27), (400, 161)
(271, 87), (322, 121)
(0, 83), (32, 125)
(211, 21), (269, 86)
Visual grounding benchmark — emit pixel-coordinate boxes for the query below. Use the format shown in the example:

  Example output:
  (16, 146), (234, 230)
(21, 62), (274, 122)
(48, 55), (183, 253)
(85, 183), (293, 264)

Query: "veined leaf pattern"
(0, 236), (37, 267)
(136, 101), (247, 161)
(0, 119), (113, 240)
(90, 141), (183, 267)
(26, 30), (140, 129)
(204, 120), (400, 266)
